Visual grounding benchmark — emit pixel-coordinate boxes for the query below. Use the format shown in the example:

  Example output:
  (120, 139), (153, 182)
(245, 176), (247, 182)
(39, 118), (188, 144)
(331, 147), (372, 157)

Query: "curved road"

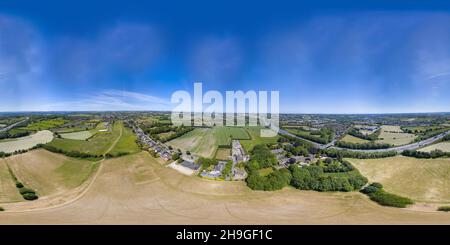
(0, 117), (29, 133)
(278, 128), (450, 153)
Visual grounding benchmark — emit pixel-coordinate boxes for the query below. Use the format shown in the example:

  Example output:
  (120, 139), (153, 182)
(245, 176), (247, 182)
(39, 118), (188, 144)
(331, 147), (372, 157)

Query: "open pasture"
(376, 125), (416, 146)
(341, 134), (370, 144)
(60, 131), (93, 140)
(240, 127), (279, 153)
(109, 125), (140, 156)
(23, 118), (68, 131)
(47, 122), (121, 156)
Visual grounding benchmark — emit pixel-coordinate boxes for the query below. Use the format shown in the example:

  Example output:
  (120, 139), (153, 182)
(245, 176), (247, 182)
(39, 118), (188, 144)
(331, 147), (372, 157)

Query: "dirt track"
(1, 152), (450, 224)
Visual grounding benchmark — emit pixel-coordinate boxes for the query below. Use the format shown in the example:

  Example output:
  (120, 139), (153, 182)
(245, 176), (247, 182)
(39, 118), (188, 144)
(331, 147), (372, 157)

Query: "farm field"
(2, 149), (98, 197)
(108, 125), (140, 156)
(0, 161), (23, 202)
(168, 126), (250, 158)
(22, 118), (68, 131)
(341, 134), (370, 144)
(60, 131), (92, 140)
(376, 125), (416, 146)
(167, 128), (216, 158)
(348, 156), (450, 203)
(419, 142), (450, 152)
(0, 130), (54, 153)
(1, 152), (449, 224)
(240, 127), (279, 153)
(215, 147), (230, 160)
(47, 122), (121, 156)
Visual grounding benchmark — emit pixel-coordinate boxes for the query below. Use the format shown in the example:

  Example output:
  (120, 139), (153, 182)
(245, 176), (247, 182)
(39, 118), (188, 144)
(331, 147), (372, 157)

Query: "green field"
(240, 127), (279, 153)
(214, 126), (250, 145)
(53, 120), (101, 133)
(60, 131), (93, 140)
(341, 134), (370, 144)
(215, 147), (231, 160)
(22, 118), (68, 131)
(348, 156), (450, 203)
(47, 122), (122, 156)
(109, 125), (141, 156)
(376, 125), (416, 146)
(168, 126), (251, 158)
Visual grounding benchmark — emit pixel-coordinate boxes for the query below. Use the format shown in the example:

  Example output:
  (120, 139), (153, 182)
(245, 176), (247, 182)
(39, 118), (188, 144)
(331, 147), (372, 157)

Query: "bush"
(371, 182), (383, 189)
(367, 190), (414, 208)
(22, 192), (39, 201)
(19, 187), (36, 195)
(437, 206), (450, 212)
(360, 185), (379, 194)
(336, 141), (392, 150)
(15, 182), (24, 188)
(0, 207), (4, 211)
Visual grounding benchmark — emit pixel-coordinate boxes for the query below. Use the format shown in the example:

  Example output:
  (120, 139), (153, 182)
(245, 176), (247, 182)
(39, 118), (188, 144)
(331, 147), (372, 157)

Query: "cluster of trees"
(146, 125), (194, 142)
(289, 164), (367, 192)
(105, 152), (129, 159)
(412, 128), (450, 142)
(245, 144), (292, 191)
(0, 130), (31, 140)
(172, 152), (181, 161)
(323, 149), (397, 159)
(348, 128), (380, 141)
(401, 149), (450, 159)
(336, 141), (392, 150)
(38, 144), (102, 160)
(292, 131), (330, 144)
(318, 158), (354, 173)
(222, 160), (233, 179)
(246, 168), (292, 191)
(278, 135), (317, 154)
(197, 157), (217, 171)
(283, 144), (309, 157)
(361, 182), (413, 208)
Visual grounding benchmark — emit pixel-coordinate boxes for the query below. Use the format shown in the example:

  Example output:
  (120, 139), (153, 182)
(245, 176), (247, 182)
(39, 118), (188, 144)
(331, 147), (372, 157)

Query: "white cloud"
(36, 89), (171, 111)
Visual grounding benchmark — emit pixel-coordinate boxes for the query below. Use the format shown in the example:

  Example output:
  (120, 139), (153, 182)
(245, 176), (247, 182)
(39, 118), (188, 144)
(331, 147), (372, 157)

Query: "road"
(0, 117), (29, 133)
(278, 128), (450, 153)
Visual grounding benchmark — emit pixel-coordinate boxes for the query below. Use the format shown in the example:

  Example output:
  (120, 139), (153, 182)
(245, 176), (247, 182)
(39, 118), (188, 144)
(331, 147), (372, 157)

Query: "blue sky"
(2, 0), (450, 113)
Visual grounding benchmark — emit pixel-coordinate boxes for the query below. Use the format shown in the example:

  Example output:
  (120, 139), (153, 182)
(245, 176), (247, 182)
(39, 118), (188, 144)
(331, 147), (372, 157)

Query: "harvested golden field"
(419, 142), (450, 152)
(1, 149), (98, 197)
(376, 125), (416, 146)
(0, 130), (54, 153)
(0, 161), (22, 203)
(348, 156), (450, 203)
(1, 152), (449, 224)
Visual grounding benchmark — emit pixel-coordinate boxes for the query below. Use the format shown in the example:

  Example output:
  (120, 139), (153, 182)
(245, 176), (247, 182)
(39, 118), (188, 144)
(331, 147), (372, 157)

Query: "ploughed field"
(1, 151), (449, 224)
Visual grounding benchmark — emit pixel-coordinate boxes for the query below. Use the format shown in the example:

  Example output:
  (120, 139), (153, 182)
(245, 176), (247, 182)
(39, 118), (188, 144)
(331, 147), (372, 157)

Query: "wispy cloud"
(39, 89), (171, 111)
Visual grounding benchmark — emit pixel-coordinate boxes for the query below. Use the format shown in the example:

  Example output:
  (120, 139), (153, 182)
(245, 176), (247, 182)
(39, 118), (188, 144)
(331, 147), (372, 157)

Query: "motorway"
(278, 128), (450, 153)
(0, 117), (29, 133)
